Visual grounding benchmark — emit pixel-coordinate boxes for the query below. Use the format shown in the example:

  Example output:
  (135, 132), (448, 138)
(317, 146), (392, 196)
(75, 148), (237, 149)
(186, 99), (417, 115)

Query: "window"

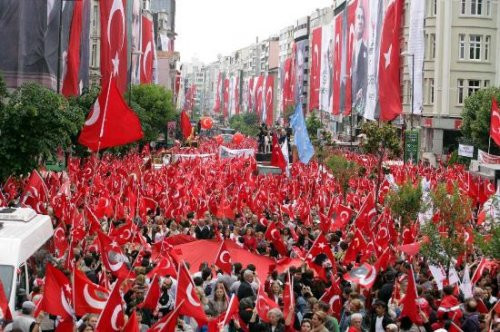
(430, 34), (436, 59)
(484, 80), (490, 88)
(486, 0), (491, 15)
(460, 0), (467, 14)
(470, 0), (482, 15)
(430, 79), (435, 104)
(433, 0), (437, 15)
(91, 43), (97, 67)
(459, 34), (466, 60)
(458, 79), (464, 104)
(468, 80), (480, 96)
(484, 36), (490, 61)
(92, 4), (98, 30)
(469, 35), (481, 60)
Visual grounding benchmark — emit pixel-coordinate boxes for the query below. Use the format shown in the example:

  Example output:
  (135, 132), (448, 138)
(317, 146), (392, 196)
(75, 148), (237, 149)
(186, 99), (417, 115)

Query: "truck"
(0, 208), (54, 315)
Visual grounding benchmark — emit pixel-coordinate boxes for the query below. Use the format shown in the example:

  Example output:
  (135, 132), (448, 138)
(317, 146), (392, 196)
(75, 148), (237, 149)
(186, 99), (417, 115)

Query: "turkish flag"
(490, 97), (500, 146)
(306, 232), (337, 280)
(147, 255), (177, 279)
(21, 170), (49, 214)
(180, 110), (192, 139)
(235, 75), (241, 115)
(264, 222), (288, 256)
(53, 224), (69, 258)
(256, 284), (279, 323)
(353, 192), (377, 233)
(270, 134), (287, 172)
(123, 310), (140, 332)
(309, 27), (322, 111)
(96, 282), (125, 332)
(100, 0), (128, 92)
(343, 229), (368, 264)
(215, 241), (232, 275)
(379, 0), (403, 121)
(283, 272), (295, 325)
(374, 247), (393, 272)
(223, 78), (230, 118)
(264, 75), (274, 126)
(343, 0), (358, 117)
(140, 15), (154, 84)
(73, 269), (109, 316)
(333, 204), (353, 230)
(97, 231), (131, 279)
(319, 280), (343, 320)
(176, 262), (208, 325)
(282, 58), (293, 112)
(255, 76), (265, 116)
(148, 301), (183, 332)
(213, 73), (222, 112)
(85, 206), (102, 234)
(62, 0), (83, 97)
(40, 264), (73, 318)
(140, 274), (161, 311)
(400, 266), (419, 324)
(248, 77), (254, 111)
(343, 263), (377, 289)
(78, 78), (144, 151)
(332, 13), (343, 115)
(0, 279), (12, 321)
(221, 295), (240, 327)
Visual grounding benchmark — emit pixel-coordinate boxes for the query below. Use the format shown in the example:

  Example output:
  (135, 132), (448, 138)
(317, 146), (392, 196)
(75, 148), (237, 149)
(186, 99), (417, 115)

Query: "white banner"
(219, 146), (255, 159)
(171, 153), (215, 162)
(478, 149), (500, 164)
(458, 144), (474, 158)
(320, 24), (333, 113)
(408, 0), (425, 115)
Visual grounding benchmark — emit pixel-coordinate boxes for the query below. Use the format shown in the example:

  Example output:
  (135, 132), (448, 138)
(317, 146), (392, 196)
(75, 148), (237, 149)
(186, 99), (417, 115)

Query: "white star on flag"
(384, 44), (392, 69)
(112, 53), (120, 76)
(318, 242), (326, 249)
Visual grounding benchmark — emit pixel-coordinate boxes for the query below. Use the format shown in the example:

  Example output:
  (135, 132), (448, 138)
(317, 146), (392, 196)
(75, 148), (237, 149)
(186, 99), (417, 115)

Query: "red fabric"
(21, 170), (49, 214)
(176, 262), (208, 324)
(282, 58), (293, 112)
(256, 284), (279, 323)
(146, 256), (177, 279)
(397, 242), (421, 257)
(309, 27), (322, 111)
(140, 275), (161, 311)
(40, 264), (72, 318)
(0, 279), (12, 321)
(265, 75), (274, 126)
(214, 241), (233, 275)
(78, 78), (144, 151)
(123, 311), (140, 332)
(490, 97), (500, 146)
(149, 301), (183, 332)
(400, 268), (420, 323)
(223, 78), (230, 119)
(265, 222), (288, 256)
(221, 295), (240, 326)
(180, 110), (193, 139)
(235, 75), (240, 115)
(270, 134), (287, 172)
(332, 14), (343, 115)
(255, 76), (265, 116)
(62, 0), (83, 97)
(96, 282), (125, 332)
(213, 73), (221, 112)
(343, 0), (358, 116)
(379, 0), (403, 121)
(97, 231), (132, 279)
(140, 15), (154, 84)
(343, 229), (368, 264)
(73, 269), (109, 316)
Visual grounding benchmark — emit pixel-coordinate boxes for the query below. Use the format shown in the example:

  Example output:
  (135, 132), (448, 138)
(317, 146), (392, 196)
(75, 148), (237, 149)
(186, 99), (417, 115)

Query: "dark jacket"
(369, 313), (393, 332)
(249, 322), (285, 332)
(237, 280), (255, 300)
(462, 312), (480, 332)
(195, 225), (213, 239)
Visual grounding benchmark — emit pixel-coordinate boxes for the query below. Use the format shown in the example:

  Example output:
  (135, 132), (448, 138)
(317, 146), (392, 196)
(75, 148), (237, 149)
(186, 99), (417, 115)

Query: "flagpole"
(488, 136), (492, 154)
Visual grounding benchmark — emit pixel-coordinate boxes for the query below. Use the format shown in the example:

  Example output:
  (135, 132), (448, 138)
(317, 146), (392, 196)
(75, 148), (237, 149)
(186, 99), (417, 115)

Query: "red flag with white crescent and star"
(490, 97), (500, 146)
(99, 0), (128, 92)
(97, 231), (132, 279)
(309, 26), (322, 111)
(379, 0), (403, 121)
(62, 0), (84, 97)
(140, 15), (154, 84)
(73, 268), (109, 316)
(214, 241), (232, 275)
(95, 281), (125, 332)
(256, 283), (279, 323)
(40, 264), (73, 319)
(265, 75), (274, 126)
(175, 262), (209, 325)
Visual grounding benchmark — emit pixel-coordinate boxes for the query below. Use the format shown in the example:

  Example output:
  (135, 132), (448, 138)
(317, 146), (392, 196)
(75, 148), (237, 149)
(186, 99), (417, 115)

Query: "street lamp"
(401, 51), (415, 129)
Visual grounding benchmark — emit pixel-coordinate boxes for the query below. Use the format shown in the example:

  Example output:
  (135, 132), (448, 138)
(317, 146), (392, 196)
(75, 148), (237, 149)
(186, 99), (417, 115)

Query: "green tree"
(461, 87), (500, 155)
(306, 112), (321, 139)
(475, 225), (500, 260)
(125, 84), (176, 143)
(325, 154), (359, 202)
(361, 122), (401, 203)
(0, 83), (85, 180)
(421, 183), (472, 269)
(385, 181), (423, 232)
(229, 112), (260, 136)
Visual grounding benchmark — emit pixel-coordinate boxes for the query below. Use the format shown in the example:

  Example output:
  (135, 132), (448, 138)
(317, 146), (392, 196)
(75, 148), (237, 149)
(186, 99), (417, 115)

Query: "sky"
(176, 0), (333, 64)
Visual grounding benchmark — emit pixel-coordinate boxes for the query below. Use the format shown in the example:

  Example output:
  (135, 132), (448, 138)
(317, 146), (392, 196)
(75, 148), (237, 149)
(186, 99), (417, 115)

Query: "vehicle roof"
(0, 214), (53, 267)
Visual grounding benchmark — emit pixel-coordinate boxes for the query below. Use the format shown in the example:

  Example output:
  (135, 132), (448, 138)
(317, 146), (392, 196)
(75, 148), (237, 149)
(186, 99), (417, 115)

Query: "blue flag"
(290, 103), (314, 164)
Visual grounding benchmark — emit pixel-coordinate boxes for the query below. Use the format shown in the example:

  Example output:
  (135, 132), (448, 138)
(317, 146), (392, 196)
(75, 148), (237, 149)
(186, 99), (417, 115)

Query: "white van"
(0, 208), (54, 315)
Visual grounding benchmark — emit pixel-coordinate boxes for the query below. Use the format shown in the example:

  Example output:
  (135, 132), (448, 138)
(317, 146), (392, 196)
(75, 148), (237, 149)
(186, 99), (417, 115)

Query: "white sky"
(176, 0), (333, 64)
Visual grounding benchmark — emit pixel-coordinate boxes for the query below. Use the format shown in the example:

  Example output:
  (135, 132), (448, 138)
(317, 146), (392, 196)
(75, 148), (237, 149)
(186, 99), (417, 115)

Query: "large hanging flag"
(343, 0), (358, 117)
(282, 58), (293, 112)
(320, 24), (333, 113)
(379, 0), (403, 121)
(78, 78), (144, 151)
(213, 73), (222, 113)
(255, 76), (265, 117)
(100, 0), (128, 92)
(140, 15), (154, 84)
(62, 0), (84, 97)
(248, 77), (255, 112)
(223, 78), (229, 119)
(290, 103), (314, 164)
(309, 27), (322, 111)
(490, 97), (500, 146)
(332, 13), (343, 115)
(264, 75), (274, 126)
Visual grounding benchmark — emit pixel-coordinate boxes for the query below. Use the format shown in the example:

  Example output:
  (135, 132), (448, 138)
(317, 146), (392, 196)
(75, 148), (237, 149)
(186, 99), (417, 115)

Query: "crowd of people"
(0, 136), (498, 332)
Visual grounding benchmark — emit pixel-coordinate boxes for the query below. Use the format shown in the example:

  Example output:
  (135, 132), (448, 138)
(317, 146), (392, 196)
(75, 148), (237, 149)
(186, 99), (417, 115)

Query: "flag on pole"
(490, 97), (500, 146)
(290, 103), (314, 164)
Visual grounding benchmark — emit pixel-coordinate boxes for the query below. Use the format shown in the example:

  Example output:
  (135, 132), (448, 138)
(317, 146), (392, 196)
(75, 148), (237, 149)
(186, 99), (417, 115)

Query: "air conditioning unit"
(0, 207), (37, 222)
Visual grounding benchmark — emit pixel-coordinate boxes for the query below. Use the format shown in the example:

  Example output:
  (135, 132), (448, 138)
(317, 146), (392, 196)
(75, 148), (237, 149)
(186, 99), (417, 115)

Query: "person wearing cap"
(4, 301), (40, 332)
(369, 300), (393, 332)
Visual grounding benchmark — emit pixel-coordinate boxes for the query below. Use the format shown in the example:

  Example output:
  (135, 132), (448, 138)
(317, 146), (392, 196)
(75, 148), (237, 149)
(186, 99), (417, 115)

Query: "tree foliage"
(385, 181), (423, 230)
(325, 154), (358, 201)
(461, 87), (500, 155)
(0, 82), (85, 180)
(125, 84), (176, 143)
(306, 112), (322, 139)
(229, 112), (260, 136)
(421, 184), (472, 268)
(475, 225), (500, 260)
